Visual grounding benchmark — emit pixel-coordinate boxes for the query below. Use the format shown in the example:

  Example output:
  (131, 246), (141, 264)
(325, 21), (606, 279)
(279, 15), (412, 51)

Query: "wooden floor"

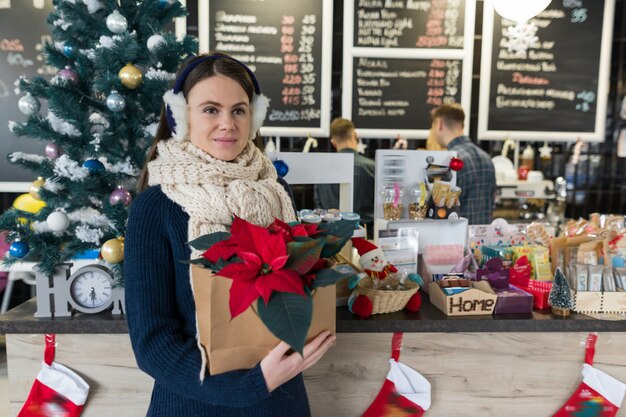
(4, 332), (626, 416)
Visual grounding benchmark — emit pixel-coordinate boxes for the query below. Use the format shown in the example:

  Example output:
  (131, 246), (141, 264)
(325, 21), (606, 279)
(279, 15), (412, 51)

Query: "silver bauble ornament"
(106, 10), (128, 34)
(147, 34), (166, 52)
(106, 90), (126, 112)
(18, 94), (40, 115)
(47, 211), (70, 233)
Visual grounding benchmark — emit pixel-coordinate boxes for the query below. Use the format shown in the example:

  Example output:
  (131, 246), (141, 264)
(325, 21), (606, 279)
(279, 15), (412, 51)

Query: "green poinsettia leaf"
(258, 292), (312, 355)
(293, 235), (314, 243)
(317, 219), (358, 238)
(180, 257), (231, 272)
(286, 240), (325, 274)
(320, 235), (351, 259)
(187, 231), (231, 251)
(311, 268), (356, 289)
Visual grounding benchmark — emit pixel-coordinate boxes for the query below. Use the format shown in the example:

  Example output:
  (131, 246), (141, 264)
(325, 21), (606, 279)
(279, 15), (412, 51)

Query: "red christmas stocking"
(18, 334), (90, 417)
(362, 332), (431, 417)
(552, 333), (625, 417)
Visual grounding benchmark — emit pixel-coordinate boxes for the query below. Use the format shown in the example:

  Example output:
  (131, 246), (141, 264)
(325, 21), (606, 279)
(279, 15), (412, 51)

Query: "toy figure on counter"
(352, 237), (398, 280)
(348, 238), (424, 318)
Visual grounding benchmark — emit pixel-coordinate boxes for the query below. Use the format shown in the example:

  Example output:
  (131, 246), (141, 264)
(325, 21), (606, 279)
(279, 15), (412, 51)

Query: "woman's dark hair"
(137, 52), (264, 192)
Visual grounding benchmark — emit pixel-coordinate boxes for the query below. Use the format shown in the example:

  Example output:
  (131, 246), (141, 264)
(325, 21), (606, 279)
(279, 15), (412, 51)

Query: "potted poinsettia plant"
(188, 216), (358, 356)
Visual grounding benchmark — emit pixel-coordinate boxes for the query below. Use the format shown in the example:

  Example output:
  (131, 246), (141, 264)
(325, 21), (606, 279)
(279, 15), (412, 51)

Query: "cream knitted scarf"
(147, 139), (297, 254)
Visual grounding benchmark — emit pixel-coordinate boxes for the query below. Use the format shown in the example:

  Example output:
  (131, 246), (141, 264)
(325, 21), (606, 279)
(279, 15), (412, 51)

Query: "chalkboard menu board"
(200, 0), (332, 136)
(478, 0), (615, 142)
(354, 0), (465, 49)
(0, 0), (54, 190)
(351, 57), (462, 129)
(342, 0), (475, 139)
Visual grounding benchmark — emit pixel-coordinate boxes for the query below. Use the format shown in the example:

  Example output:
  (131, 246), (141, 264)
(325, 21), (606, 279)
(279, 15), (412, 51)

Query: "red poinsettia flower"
(269, 218), (320, 243)
(217, 217), (305, 318)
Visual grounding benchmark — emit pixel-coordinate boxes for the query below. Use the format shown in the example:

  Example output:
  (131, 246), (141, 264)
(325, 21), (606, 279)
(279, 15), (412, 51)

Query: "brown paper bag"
(191, 265), (336, 375)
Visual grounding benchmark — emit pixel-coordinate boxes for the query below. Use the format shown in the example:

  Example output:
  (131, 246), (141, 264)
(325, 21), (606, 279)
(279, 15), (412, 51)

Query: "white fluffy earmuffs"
(163, 55), (270, 142)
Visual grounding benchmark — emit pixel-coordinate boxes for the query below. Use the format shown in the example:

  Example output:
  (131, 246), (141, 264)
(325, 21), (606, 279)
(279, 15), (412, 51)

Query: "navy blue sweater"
(124, 185), (310, 417)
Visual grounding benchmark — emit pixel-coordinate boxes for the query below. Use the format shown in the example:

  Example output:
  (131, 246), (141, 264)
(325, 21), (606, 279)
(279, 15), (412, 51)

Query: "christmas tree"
(0, 0), (197, 283)
(549, 267), (574, 314)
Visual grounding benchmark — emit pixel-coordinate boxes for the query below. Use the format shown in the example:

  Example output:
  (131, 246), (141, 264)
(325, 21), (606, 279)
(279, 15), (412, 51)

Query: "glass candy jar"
(380, 184), (403, 220)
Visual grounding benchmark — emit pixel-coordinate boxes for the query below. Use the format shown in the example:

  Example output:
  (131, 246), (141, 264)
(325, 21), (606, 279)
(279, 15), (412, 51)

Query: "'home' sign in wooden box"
(428, 281), (497, 316)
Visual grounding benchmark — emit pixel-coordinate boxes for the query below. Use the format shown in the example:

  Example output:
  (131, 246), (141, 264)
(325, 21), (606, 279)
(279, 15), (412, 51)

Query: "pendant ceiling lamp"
(492, 0), (552, 23)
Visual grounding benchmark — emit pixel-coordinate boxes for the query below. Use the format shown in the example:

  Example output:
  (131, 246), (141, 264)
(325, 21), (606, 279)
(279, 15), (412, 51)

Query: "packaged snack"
(587, 264), (603, 292)
(602, 267), (616, 292)
(614, 267), (626, 290)
(573, 263), (588, 292)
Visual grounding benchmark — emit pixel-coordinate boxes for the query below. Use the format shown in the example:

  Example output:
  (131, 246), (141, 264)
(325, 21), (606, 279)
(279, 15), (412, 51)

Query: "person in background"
(429, 103), (496, 224)
(125, 53), (335, 417)
(314, 118), (375, 237)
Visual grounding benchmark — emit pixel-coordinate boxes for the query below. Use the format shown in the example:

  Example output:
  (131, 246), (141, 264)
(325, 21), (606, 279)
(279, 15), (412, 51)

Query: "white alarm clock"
(68, 265), (115, 314)
(34, 263), (125, 318)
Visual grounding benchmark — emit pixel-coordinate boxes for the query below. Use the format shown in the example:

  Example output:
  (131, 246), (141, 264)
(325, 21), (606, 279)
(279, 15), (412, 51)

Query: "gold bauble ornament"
(13, 193), (46, 213)
(29, 177), (45, 200)
(101, 237), (125, 263)
(118, 63), (143, 89)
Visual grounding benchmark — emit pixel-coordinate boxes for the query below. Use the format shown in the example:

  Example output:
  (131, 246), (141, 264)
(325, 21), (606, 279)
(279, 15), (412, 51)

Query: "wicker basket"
(356, 277), (419, 314)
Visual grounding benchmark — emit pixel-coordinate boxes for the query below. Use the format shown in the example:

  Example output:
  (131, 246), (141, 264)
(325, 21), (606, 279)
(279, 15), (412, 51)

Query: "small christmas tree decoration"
(62, 41), (76, 58)
(29, 177), (45, 200)
(106, 90), (126, 112)
(118, 63), (143, 89)
(58, 66), (78, 84)
(158, 0), (173, 8)
(82, 159), (105, 174)
(9, 239), (29, 258)
(46, 211), (70, 233)
(109, 186), (132, 206)
(101, 237), (124, 263)
(44, 142), (61, 159)
(18, 94), (40, 115)
(147, 34), (166, 51)
(549, 267), (574, 317)
(106, 10), (128, 34)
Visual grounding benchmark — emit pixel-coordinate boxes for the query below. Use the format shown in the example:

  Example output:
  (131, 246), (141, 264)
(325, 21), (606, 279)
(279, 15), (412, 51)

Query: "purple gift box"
(477, 258), (510, 289)
(493, 285), (533, 314)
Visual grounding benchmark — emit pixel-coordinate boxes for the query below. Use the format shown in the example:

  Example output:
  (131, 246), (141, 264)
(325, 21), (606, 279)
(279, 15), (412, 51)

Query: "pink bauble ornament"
(109, 186), (132, 206)
(58, 66), (78, 84)
(45, 143), (61, 159)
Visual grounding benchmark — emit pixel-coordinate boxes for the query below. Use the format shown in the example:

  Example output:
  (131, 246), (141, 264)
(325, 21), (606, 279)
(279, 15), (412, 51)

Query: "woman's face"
(187, 74), (251, 161)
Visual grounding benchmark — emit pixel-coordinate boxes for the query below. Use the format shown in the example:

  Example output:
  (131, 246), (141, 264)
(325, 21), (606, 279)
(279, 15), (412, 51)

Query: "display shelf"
(2, 295), (625, 335)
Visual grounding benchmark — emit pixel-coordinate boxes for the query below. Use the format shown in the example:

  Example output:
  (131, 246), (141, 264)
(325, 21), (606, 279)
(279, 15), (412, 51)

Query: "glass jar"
(407, 183), (428, 220)
(380, 184), (403, 220)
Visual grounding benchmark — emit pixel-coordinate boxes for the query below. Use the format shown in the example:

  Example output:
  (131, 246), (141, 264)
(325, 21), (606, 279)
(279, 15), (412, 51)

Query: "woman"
(124, 53), (335, 417)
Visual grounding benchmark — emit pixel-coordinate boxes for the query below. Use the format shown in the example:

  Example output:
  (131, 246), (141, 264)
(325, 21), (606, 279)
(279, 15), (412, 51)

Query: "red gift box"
(524, 279), (553, 310)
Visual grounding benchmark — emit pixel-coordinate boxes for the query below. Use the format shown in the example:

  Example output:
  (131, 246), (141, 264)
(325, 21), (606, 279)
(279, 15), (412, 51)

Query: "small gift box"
(476, 258), (510, 289)
(493, 285), (533, 315)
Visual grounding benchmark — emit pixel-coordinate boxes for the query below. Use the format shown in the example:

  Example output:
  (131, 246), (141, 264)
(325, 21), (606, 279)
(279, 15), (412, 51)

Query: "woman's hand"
(260, 330), (336, 393)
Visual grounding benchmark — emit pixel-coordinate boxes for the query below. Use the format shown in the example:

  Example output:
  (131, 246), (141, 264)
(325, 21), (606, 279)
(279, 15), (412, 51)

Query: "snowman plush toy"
(348, 238), (424, 318)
